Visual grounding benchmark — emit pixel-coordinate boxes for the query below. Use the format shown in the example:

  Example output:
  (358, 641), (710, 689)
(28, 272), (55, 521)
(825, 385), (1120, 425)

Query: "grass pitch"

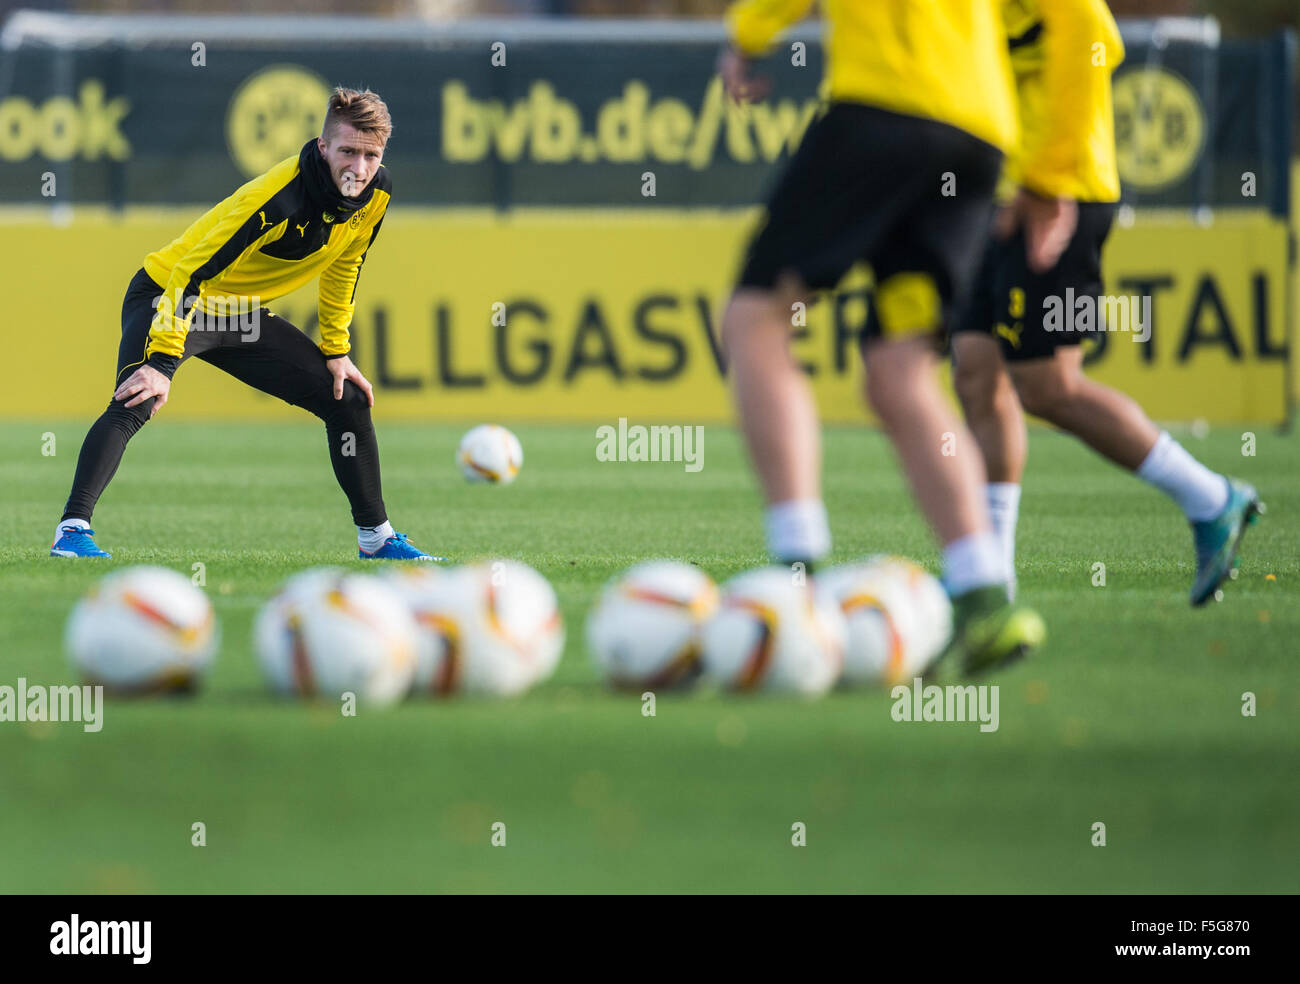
(0, 419), (1296, 893)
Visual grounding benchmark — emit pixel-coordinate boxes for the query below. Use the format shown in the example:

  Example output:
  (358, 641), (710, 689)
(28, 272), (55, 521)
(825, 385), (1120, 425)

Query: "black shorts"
(115, 267), (346, 409)
(737, 101), (1004, 341)
(953, 201), (1116, 362)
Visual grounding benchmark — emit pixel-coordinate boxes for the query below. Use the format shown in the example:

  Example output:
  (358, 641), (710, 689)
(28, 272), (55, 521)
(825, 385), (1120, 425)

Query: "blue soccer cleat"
(50, 525), (112, 558)
(1190, 478), (1262, 607)
(359, 531), (445, 562)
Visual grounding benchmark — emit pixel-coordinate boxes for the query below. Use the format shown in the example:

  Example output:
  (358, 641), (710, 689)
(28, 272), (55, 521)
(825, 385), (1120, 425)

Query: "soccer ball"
(66, 565), (218, 693)
(458, 424), (523, 484)
(254, 568), (418, 706)
(817, 556), (952, 686)
(376, 564), (454, 696)
(425, 560), (564, 696)
(699, 566), (845, 696)
(436, 560), (563, 695)
(586, 560), (718, 690)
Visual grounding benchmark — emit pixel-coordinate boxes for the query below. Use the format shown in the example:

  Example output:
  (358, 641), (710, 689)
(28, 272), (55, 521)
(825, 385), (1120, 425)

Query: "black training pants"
(61, 267), (387, 527)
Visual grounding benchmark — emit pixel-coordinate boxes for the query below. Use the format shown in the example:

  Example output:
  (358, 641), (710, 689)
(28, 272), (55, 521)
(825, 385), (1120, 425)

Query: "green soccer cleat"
(936, 585), (1046, 678)
(1189, 478), (1262, 607)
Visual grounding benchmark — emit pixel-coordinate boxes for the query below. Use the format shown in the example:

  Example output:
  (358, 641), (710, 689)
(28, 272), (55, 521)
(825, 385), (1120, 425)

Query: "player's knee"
(862, 340), (930, 423)
(335, 380), (372, 418)
(721, 290), (782, 358)
(1012, 361), (1078, 421)
(107, 396), (152, 430)
(306, 380), (370, 423)
(864, 363), (912, 426)
(952, 357), (999, 414)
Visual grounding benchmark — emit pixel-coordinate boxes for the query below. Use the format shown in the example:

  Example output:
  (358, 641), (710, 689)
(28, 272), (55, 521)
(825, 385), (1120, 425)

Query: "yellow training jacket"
(143, 155), (391, 362)
(726, 0), (1018, 153)
(1002, 0), (1124, 202)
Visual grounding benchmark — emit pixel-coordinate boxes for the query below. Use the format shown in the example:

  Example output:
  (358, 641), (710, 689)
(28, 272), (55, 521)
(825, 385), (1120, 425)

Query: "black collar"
(298, 138), (376, 220)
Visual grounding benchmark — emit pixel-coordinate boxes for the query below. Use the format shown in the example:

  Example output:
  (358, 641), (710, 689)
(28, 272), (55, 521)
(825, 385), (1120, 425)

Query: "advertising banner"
(0, 19), (1291, 213)
(3, 208), (1288, 423)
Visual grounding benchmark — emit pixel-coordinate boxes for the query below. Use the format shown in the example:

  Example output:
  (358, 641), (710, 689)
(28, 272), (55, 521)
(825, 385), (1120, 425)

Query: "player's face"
(317, 124), (386, 198)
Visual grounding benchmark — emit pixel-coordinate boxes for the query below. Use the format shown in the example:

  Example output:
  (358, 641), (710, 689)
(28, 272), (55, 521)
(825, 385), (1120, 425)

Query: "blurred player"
(718, 0), (1054, 675)
(950, 0), (1261, 605)
(51, 88), (440, 561)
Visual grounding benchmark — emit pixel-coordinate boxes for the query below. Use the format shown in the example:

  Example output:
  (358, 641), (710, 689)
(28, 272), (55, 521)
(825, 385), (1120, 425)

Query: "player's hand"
(717, 45), (771, 104)
(327, 354), (374, 407)
(998, 188), (1078, 273)
(113, 364), (171, 418)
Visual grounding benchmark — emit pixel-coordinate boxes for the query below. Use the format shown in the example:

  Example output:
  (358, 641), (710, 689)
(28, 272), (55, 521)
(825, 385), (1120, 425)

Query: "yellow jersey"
(726, 0), (1018, 152)
(143, 143), (390, 365)
(1002, 0), (1124, 201)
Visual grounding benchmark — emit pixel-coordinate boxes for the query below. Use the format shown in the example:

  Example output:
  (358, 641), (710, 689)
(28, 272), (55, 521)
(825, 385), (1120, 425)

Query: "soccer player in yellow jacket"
(51, 88), (440, 561)
(949, 0), (1260, 606)
(718, 0), (1058, 674)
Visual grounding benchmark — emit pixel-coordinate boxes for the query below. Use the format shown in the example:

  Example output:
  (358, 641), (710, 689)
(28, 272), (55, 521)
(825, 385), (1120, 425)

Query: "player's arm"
(317, 211), (386, 406)
(145, 191), (287, 378)
(1008, 0), (1123, 269)
(1017, 0), (1122, 200)
(116, 190), (287, 414)
(1011, 0), (1122, 269)
(726, 0), (816, 55)
(719, 0), (816, 102)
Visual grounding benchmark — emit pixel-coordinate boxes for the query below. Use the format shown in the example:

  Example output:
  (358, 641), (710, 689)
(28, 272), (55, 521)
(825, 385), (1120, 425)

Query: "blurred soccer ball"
(254, 568), (418, 707)
(457, 424), (523, 484)
(700, 566), (845, 696)
(376, 565), (454, 696)
(66, 565), (218, 693)
(417, 560), (564, 696)
(818, 555), (952, 686)
(586, 560), (718, 690)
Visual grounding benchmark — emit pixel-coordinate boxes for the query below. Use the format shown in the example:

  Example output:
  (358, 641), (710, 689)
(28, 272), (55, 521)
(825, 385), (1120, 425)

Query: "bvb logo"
(226, 65), (331, 178)
(1113, 67), (1206, 191)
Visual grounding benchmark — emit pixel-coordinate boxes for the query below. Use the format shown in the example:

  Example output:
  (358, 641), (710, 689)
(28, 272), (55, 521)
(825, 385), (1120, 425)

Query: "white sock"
(357, 520), (395, 553)
(764, 499), (831, 564)
(986, 483), (1021, 600)
(55, 517), (90, 541)
(943, 530), (1006, 598)
(1136, 431), (1229, 522)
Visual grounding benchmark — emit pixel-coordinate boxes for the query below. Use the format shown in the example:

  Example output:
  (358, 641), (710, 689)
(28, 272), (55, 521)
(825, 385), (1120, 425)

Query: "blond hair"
(322, 87), (392, 146)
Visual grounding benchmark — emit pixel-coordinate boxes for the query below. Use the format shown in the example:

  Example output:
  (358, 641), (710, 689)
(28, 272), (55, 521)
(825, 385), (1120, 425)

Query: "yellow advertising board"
(2, 206), (1291, 423)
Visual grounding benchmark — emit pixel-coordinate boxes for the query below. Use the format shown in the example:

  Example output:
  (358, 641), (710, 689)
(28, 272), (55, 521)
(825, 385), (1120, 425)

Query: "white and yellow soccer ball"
(817, 555), (952, 686)
(254, 568), (418, 707)
(699, 566), (845, 696)
(457, 424), (523, 484)
(414, 559), (564, 697)
(376, 564), (454, 697)
(65, 565), (218, 693)
(586, 560), (718, 691)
